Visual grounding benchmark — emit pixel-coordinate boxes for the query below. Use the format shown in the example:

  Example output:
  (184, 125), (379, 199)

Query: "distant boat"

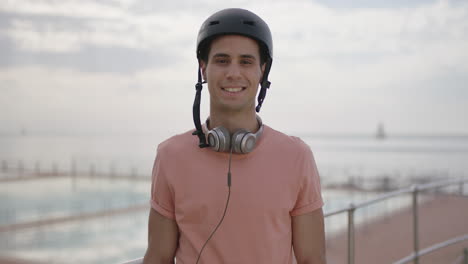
(376, 123), (386, 140)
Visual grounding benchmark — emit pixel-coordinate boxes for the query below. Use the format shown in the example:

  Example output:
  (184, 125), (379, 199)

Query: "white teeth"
(224, 87), (243, 93)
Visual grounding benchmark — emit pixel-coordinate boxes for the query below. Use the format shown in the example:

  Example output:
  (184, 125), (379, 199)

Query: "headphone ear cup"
(207, 126), (231, 152)
(232, 129), (256, 154)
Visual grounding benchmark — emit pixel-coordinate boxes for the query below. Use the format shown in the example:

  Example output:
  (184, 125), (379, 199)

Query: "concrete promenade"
(326, 194), (468, 263)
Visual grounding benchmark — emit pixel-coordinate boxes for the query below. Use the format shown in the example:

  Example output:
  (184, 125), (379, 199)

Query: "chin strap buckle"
(195, 82), (203, 91)
(192, 130), (209, 148)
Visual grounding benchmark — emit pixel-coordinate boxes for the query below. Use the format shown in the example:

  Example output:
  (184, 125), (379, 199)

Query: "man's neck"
(208, 109), (259, 134)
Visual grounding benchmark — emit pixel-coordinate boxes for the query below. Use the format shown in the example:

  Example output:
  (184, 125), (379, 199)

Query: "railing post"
(464, 248), (468, 264)
(18, 160), (24, 175)
(52, 162), (58, 176)
(460, 179), (464, 196)
(71, 159), (77, 192)
(110, 163), (116, 179)
(412, 185), (419, 264)
(90, 163), (95, 178)
(2, 160), (8, 172)
(71, 159), (77, 177)
(348, 203), (355, 264)
(35, 161), (40, 175)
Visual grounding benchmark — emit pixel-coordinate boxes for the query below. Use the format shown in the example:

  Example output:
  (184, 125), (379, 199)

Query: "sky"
(1, 0), (468, 138)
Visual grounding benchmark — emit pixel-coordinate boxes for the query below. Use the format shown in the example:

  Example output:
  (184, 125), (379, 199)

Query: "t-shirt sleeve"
(290, 143), (324, 216)
(150, 146), (176, 220)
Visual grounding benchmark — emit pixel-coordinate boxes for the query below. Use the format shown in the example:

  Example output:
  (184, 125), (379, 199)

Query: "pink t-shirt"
(151, 125), (323, 264)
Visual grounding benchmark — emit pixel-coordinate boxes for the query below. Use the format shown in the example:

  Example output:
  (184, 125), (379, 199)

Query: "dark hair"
(198, 35), (268, 66)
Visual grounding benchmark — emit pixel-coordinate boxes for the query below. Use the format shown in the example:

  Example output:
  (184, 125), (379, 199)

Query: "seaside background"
(1, 133), (467, 263)
(1, 0), (468, 263)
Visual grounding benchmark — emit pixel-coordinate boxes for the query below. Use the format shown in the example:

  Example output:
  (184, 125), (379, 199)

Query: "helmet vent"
(209, 21), (220, 26)
(243, 20), (255, 26)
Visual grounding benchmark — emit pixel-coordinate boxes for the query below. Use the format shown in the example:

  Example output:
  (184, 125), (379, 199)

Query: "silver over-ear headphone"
(206, 116), (264, 154)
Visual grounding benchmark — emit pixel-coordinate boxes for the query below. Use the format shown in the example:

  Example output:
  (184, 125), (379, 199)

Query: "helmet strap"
(256, 58), (272, 112)
(192, 66), (210, 148)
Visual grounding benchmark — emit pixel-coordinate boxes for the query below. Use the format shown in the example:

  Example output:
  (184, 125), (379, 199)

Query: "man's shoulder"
(264, 125), (311, 152)
(157, 129), (197, 155)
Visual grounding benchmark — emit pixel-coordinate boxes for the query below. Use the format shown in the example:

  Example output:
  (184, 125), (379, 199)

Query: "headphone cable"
(195, 147), (233, 264)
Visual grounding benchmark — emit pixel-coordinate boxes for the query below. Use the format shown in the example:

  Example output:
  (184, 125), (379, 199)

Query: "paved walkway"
(326, 194), (468, 263)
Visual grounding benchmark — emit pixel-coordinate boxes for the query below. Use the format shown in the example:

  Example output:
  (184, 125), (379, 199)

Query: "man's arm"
(292, 208), (326, 264)
(143, 209), (179, 264)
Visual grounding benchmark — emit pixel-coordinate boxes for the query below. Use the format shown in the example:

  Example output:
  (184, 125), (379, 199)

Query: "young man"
(144, 8), (326, 264)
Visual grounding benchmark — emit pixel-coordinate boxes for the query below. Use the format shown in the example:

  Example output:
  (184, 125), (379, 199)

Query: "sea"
(1, 132), (467, 263)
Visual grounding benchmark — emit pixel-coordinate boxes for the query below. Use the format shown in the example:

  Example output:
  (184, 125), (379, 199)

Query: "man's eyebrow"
(211, 53), (257, 60)
(240, 54), (256, 60)
(212, 53), (230, 58)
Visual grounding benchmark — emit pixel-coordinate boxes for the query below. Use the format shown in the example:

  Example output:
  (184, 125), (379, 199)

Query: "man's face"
(200, 35), (265, 113)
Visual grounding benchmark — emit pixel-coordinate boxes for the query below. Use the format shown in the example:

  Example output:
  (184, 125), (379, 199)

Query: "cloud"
(5, 19), (83, 52)
(0, 0), (467, 134)
(0, 10), (198, 72)
(312, 0), (438, 9)
(0, 1), (202, 54)
(0, 0), (129, 19)
(264, 0), (468, 92)
(0, 43), (175, 73)
(0, 64), (196, 135)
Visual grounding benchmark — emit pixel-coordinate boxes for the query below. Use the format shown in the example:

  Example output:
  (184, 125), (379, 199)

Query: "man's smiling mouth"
(222, 87), (245, 93)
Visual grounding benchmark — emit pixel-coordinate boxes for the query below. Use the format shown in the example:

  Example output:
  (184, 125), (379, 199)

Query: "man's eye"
(216, 59), (228, 64)
(241, 60), (253, 65)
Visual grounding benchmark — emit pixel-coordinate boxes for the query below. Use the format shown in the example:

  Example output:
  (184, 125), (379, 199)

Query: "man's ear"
(199, 60), (207, 81)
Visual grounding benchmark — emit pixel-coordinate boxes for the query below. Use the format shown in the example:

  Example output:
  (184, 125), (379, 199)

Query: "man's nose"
(226, 64), (242, 79)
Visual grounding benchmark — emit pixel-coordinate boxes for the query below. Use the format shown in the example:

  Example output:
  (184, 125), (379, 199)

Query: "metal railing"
(324, 177), (468, 264)
(121, 258), (143, 264)
(0, 159), (148, 182)
(394, 234), (468, 264)
(122, 178), (468, 264)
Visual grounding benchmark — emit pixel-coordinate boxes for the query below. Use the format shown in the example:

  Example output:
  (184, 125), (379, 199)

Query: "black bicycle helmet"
(192, 8), (273, 148)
